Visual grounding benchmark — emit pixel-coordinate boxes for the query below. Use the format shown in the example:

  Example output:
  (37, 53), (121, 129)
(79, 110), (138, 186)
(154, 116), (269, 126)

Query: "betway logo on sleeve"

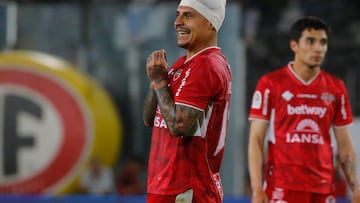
(287, 104), (327, 118)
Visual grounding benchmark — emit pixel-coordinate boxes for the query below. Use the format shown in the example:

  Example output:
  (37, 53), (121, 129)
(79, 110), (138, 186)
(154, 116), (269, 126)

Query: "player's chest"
(168, 67), (193, 89)
(273, 85), (336, 117)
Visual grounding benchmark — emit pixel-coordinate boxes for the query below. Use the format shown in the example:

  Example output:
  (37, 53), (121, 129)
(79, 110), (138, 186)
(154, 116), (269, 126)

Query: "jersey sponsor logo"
(287, 104), (327, 118)
(173, 69), (183, 81)
(281, 90), (293, 101)
(153, 115), (168, 129)
(286, 119), (324, 144)
(175, 68), (190, 97)
(251, 90), (262, 109)
(286, 132), (324, 144)
(212, 173), (223, 201)
(297, 93), (317, 99)
(296, 119), (320, 131)
(321, 92), (335, 105)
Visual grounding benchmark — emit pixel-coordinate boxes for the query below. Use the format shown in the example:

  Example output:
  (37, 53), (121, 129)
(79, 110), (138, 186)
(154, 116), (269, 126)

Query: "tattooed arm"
(153, 85), (202, 137)
(146, 49), (202, 137)
(334, 127), (360, 202)
(142, 88), (157, 127)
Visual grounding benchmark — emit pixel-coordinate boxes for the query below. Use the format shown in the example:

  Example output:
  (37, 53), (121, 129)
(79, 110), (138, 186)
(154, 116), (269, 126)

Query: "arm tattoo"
(339, 155), (360, 191)
(142, 89), (157, 127)
(154, 86), (202, 137)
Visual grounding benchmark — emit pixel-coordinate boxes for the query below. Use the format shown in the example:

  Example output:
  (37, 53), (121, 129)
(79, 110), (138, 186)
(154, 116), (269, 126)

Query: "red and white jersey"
(148, 47), (232, 202)
(249, 62), (353, 194)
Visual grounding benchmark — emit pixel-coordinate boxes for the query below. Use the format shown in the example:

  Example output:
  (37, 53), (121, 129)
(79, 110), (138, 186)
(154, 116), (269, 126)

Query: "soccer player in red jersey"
(248, 16), (360, 203)
(142, 0), (231, 202)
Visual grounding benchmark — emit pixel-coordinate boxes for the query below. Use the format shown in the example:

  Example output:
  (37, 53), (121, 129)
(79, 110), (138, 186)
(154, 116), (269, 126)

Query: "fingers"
(146, 49), (169, 81)
(147, 49), (167, 67)
(146, 54), (152, 65)
(152, 49), (166, 60)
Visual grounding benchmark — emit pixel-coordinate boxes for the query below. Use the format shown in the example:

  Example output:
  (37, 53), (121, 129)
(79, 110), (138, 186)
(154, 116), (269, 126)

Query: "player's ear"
(290, 40), (297, 52)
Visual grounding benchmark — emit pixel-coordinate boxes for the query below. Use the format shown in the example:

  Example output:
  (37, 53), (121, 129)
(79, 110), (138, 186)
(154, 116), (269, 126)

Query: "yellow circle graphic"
(0, 50), (122, 194)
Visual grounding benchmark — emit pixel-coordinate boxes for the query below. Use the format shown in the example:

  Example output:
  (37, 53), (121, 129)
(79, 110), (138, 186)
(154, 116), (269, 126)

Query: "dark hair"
(290, 16), (331, 42)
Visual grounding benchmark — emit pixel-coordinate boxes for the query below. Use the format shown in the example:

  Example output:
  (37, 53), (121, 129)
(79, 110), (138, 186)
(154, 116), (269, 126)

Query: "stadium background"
(0, 0), (359, 202)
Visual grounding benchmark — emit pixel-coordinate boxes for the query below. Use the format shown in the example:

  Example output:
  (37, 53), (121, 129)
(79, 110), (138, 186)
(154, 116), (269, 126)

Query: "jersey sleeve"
(333, 80), (353, 127)
(174, 57), (213, 111)
(249, 76), (273, 121)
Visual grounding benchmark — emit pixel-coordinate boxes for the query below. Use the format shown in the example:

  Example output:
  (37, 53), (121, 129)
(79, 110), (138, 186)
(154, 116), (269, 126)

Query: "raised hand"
(146, 49), (169, 83)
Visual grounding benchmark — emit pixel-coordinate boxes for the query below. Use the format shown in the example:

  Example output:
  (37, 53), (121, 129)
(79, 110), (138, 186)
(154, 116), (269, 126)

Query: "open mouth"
(177, 29), (190, 37)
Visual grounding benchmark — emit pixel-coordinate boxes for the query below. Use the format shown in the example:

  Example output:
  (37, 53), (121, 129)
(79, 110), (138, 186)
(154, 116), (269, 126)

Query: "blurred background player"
(116, 155), (146, 195)
(248, 16), (360, 203)
(78, 157), (115, 195)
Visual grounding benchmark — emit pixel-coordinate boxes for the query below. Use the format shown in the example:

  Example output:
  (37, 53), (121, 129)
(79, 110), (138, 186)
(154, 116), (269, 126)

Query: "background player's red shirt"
(249, 62), (353, 194)
(147, 47), (232, 202)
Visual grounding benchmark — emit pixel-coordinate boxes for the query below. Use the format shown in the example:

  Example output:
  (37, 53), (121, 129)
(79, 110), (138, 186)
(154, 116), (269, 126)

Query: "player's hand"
(251, 189), (269, 203)
(146, 49), (168, 83)
(352, 188), (360, 203)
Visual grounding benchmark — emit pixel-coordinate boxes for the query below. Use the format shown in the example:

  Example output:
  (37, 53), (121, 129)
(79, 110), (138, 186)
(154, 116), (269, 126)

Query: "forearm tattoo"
(143, 89), (157, 127)
(339, 155), (360, 191)
(154, 86), (202, 136)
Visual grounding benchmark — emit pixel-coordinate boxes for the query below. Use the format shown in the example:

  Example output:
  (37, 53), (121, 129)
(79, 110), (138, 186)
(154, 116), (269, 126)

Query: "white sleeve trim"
(175, 102), (204, 112)
(334, 123), (353, 128)
(248, 117), (269, 123)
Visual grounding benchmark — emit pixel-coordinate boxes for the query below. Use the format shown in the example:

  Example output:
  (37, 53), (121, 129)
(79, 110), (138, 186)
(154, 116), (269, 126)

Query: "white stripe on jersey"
(214, 101), (229, 156)
(267, 108), (276, 144)
(196, 104), (212, 138)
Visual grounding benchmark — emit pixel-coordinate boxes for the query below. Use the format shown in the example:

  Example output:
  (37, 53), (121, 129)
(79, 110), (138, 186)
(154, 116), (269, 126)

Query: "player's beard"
(177, 39), (192, 50)
(178, 43), (190, 50)
(307, 63), (320, 69)
(306, 56), (324, 69)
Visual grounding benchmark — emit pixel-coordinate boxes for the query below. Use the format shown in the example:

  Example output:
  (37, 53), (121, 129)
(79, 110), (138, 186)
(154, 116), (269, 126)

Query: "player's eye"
(306, 38), (314, 44)
(184, 13), (192, 18)
(320, 39), (327, 46)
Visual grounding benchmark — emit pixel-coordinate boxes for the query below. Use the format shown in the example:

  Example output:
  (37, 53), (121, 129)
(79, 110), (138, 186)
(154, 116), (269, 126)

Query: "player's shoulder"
(193, 48), (228, 70)
(320, 70), (345, 84)
(260, 65), (288, 81)
(196, 47), (224, 61)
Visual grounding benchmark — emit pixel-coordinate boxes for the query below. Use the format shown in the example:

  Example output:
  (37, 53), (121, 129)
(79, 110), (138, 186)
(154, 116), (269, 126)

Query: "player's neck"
(186, 44), (217, 59)
(186, 37), (217, 59)
(291, 62), (320, 82)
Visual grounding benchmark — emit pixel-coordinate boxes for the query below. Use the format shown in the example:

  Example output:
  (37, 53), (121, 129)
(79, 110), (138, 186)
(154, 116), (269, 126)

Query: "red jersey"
(249, 63), (353, 194)
(148, 47), (232, 202)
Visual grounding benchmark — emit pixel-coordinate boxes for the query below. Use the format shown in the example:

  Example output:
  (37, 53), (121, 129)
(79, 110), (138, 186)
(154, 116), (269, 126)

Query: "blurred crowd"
(78, 155), (146, 195)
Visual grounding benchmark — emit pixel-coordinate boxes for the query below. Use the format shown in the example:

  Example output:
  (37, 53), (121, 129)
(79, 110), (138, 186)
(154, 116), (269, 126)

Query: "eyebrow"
(177, 10), (194, 15)
(304, 36), (327, 40)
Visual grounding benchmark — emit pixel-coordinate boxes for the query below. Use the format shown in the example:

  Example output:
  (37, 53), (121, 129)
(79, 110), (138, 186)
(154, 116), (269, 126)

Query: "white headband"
(179, 0), (226, 31)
